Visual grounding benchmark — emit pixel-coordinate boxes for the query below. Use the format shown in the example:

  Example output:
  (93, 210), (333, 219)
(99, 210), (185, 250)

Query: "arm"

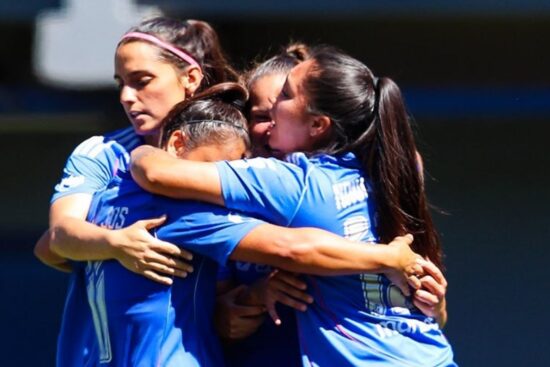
(231, 224), (424, 295)
(34, 229), (72, 272)
(50, 198), (193, 285)
(33, 193), (93, 272)
(131, 145), (223, 205)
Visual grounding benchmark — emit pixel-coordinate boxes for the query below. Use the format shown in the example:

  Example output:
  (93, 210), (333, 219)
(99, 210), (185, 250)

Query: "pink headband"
(120, 32), (201, 70)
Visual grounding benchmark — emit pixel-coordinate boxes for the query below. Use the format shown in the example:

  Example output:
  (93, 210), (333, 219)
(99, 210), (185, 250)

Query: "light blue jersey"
(54, 127), (142, 367)
(216, 152), (456, 366)
(84, 170), (262, 366)
(52, 127), (142, 202)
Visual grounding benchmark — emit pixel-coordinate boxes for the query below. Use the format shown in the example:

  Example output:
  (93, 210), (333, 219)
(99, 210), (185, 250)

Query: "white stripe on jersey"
(88, 141), (115, 159)
(73, 136), (104, 156)
(73, 128), (139, 159)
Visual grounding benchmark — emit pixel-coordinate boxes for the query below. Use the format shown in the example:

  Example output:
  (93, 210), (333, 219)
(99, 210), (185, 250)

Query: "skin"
(130, 58), (449, 326)
(35, 39), (203, 284)
(248, 74), (286, 158)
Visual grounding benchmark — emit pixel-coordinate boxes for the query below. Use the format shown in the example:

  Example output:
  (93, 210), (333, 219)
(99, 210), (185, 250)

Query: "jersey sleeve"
(214, 156), (311, 226)
(157, 202), (264, 266)
(51, 136), (117, 203)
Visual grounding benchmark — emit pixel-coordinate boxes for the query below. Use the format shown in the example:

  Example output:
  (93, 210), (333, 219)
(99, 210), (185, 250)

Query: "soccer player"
(131, 45), (455, 365)
(76, 83), (426, 366)
(33, 17), (239, 366)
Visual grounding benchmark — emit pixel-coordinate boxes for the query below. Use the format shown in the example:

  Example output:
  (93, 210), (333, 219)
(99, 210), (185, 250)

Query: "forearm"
(130, 145), (223, 205)
(232, 225), (397, 275)
(50, 217), (118, 261)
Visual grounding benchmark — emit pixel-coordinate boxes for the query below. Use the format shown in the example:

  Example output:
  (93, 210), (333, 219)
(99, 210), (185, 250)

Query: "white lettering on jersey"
(55, 175), (85, 192)
(101, 207), (128, 229)
(375, 318), (439, 339)
(332, 177), (368, 210)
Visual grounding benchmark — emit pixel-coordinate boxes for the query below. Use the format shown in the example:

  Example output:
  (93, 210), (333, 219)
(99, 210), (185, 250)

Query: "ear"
(181, 66), (204, 96)
(166, 129), (188, 158)
(309, 115), (332, 138)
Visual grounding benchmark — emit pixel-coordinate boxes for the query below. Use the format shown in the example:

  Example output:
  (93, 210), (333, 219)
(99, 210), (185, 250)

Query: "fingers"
(145, 252), (194, 275)
(419, 275), (446, 299)
(140, 215), (167, 230)
(414, 289), (439, 306)
(273, 271), (308, 291)
(152, 239), (193, 261)
(146, 261), (189, 279)
(142, 270), (173, 286)
(266, 301), (281, 326)
(412, 298), (436, 318)
(407, 275), (421, 290)
(418, 258), (447, 288)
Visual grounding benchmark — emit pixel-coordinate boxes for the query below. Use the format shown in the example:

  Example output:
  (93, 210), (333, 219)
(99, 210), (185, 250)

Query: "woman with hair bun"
(80, 82), (425, 366)
(131, 45), (455, 366)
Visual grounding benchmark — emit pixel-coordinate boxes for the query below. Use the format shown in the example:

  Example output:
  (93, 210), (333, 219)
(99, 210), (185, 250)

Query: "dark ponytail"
(304, 46), (443, 269)
(370, 78), (442, 268)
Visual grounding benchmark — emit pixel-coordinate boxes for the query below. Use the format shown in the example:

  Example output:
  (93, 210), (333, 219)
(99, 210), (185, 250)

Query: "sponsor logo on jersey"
(55, 175), (85, 192)
(333, 177), (368, 210)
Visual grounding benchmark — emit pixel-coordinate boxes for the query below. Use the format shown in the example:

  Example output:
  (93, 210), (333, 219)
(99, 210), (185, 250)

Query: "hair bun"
(191, 82), (248, 109)
(285, 43), (310, 62)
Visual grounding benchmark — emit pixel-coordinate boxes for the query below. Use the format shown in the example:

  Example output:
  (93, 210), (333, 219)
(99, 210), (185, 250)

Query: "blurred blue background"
(1, 1), (549, 365)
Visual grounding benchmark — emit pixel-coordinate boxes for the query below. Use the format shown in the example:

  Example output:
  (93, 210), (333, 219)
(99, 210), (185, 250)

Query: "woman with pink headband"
(33, 17), (239, 366)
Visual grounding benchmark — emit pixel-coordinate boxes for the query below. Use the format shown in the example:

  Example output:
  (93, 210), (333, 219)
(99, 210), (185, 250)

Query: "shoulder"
(71, 127), (141, 159)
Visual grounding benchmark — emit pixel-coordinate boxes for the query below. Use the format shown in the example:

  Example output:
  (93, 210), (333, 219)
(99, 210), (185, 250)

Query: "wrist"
(105, 229), (123, 259)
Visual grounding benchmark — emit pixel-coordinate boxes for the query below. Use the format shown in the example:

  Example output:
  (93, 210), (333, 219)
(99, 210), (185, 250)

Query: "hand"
(254, 270), (314, 326)
(110, 216), (193, 285)
(413, 258), (448, 326)
(214, 285), (266, 340)
(384, 234), (425, 296)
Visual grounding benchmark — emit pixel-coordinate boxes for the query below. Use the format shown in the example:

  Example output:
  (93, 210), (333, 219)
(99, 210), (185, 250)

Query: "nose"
(119, 85), (137, 105)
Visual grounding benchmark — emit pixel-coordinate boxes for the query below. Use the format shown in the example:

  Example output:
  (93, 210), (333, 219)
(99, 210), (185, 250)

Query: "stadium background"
(0, 1), (549, 365)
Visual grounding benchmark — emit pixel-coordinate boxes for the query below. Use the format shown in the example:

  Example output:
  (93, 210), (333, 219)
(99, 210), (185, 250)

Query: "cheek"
(250, 122), (270, 140)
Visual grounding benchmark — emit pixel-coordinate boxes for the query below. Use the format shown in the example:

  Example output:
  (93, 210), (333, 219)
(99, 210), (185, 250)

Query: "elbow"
(49, 225), (66, 258)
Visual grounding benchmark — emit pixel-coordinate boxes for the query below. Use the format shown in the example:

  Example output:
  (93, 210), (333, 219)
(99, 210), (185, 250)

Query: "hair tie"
(120, 32), (201, 71)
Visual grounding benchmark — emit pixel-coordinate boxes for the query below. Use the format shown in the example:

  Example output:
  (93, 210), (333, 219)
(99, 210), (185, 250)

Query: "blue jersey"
(52, 127), (142, 202)
(84, 170), (262, 367)
(216, 152), (456, 366)
(54, 127), (143, 367)
(218, 262), (301, 367)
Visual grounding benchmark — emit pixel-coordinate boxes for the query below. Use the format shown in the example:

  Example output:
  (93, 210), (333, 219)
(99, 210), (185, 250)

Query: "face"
(180, 138), (247, 162)
(248, 73), (286, 157)
(115, 41), (188, 141)
(269, 60), (316, 156)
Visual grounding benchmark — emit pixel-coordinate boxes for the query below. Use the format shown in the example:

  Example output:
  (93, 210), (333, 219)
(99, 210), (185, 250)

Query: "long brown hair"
(119, 17), (239, 90)
(304, 45), (443, 268)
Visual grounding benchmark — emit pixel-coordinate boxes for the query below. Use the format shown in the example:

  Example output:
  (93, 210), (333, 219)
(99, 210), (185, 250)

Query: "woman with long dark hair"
(131, 45), (454, 365)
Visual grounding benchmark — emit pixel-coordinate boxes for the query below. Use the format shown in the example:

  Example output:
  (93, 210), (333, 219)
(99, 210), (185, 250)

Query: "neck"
(144, 133), (160, 147)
